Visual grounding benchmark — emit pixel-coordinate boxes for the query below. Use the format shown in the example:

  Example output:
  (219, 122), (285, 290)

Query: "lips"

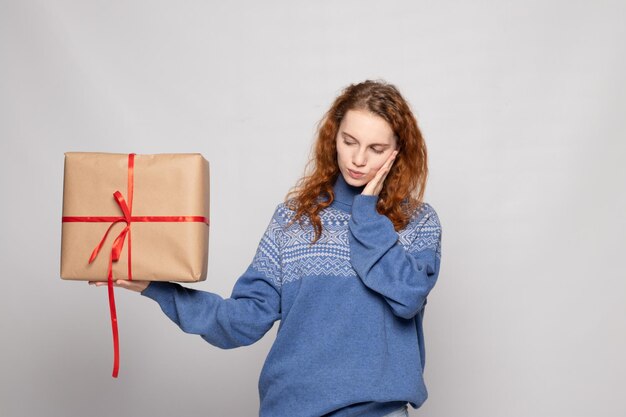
(348, 169), (365, 178)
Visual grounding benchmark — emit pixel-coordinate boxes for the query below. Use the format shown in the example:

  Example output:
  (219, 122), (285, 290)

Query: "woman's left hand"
(362, 150), (398, 196)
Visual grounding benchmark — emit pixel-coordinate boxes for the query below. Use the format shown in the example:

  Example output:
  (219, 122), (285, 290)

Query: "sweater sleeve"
(348, 194), (442, 320)
(139, 205), (284, 349)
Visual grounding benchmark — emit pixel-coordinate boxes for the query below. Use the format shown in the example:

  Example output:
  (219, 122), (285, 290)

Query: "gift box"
(60, 152), (210, 377)
(61, 152), (210, 282)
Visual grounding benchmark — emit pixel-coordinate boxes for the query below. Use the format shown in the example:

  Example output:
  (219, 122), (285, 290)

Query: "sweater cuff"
(351, 194), (381, 222)
(140, 281), (178, 301)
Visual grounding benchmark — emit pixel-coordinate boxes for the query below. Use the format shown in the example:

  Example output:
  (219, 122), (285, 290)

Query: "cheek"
(364, 158), (387, 176)
(336, 142), (346, 157)
(337, 146), (352, 164)
(336, 149), (345, 163)
(371, 158), (387, 171)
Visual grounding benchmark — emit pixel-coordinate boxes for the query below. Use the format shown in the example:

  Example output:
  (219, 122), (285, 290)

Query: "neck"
(330, 172), (365, 212)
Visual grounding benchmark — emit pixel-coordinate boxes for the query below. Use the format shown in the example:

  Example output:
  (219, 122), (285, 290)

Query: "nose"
(352, 148), (367, 167)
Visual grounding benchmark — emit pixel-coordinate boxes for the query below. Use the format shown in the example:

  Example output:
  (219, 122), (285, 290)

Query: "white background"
(1, 1), (624, 416)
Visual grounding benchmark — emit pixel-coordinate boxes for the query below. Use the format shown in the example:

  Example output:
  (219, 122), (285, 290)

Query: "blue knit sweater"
(140, 173), (443, 417)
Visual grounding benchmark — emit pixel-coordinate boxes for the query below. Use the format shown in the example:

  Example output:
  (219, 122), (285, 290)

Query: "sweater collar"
(330, 172), (365, 212)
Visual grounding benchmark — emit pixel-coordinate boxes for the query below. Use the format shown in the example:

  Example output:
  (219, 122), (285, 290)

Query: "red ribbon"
(62, 153), (209, 378)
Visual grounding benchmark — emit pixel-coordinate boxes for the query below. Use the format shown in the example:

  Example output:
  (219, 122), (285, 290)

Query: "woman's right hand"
(88, 279), (150, 293)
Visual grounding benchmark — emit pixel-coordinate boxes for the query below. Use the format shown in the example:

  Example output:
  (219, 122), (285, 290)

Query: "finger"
(378, 170), (390, 192)
(378, 162), (394, 188)
(372, 168), (385, 187)
(380, 159), (392, 175)
(377, 159), (393, 183)
(378, 161), (391, 182)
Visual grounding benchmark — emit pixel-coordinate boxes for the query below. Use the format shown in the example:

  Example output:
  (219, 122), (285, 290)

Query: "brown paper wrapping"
(60, 152), (210, 282)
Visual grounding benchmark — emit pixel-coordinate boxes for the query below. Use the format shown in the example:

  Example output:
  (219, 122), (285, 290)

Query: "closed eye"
(343, 140), (384, 154)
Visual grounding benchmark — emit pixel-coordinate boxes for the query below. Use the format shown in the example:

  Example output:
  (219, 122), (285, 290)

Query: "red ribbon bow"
(62, 153), (209, 378)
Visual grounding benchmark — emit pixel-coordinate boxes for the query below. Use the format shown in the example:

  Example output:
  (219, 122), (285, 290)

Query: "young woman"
(90, 79), (443, 417)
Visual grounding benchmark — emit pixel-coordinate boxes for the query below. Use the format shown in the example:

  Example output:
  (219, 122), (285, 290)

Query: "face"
(335, 109), (398, 187)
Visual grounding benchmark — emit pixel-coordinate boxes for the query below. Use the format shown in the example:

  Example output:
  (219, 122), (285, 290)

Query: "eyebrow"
(342, 132), (391, 147)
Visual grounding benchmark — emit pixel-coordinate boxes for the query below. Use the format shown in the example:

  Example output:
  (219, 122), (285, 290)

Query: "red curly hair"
(283, 79), (430, 244)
